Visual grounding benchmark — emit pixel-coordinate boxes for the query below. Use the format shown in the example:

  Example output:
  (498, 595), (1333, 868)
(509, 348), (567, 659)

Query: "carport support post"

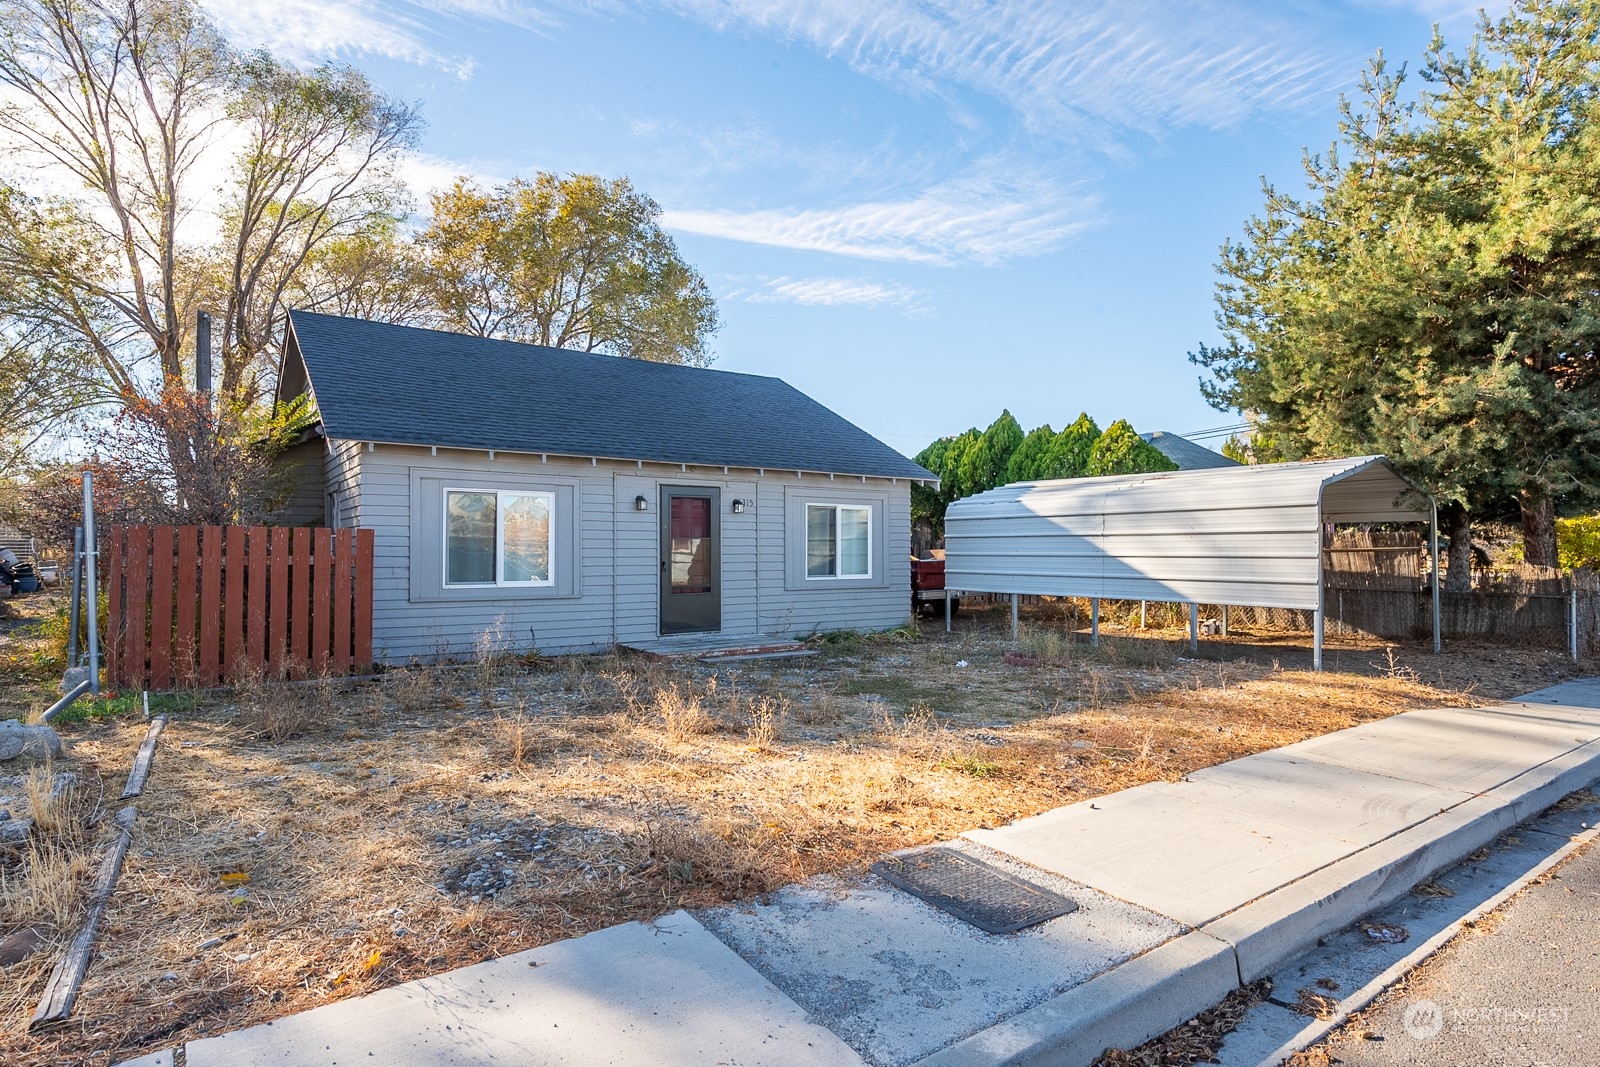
(1090, 597), (1099, 646)
(1139, 600), (1146, 629)
(1188, 603), (1198, 652)
(1220, 605), (1228, 638)
(1430, 500), (1442, 654)
(1010, 593), (1019, 642)
(944, 589), (952, 633)
(1314, 594), (1325, 673)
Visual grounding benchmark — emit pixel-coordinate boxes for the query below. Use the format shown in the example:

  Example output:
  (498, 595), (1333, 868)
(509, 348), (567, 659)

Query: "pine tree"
(1192, 0), (1600, 574)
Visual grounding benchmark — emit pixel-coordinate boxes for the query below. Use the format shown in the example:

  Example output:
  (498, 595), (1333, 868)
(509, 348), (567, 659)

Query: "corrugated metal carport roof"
(944, 456), (1431, 612)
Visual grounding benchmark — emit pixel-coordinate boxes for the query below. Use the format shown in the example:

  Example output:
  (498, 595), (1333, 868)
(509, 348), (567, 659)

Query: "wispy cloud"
(398, 152), (518, 199)
(664, 165), (1097, 266)
(653, 0), (1348, 136)
(203, 1), (1350, 135)
(732, 276), (929, 312)
(198, 0), (567, 72)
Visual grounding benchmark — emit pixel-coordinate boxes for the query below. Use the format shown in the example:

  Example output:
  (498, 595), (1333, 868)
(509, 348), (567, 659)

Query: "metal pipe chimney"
(196, 310), (212, 395)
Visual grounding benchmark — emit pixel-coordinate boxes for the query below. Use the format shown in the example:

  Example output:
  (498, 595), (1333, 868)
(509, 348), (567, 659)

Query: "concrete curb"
(910, 931), (1238, 1067)
(1213, 733), (1600, 983)
(914, 732), (1600, 1067)
(1250, 816), (1600, 1066)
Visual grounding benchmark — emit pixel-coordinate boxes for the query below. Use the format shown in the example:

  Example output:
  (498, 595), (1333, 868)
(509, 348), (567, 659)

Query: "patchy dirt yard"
(0, 597), (1588, 1067)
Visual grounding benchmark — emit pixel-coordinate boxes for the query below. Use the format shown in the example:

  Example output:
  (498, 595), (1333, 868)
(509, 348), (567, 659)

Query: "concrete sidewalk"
(116, 679), (1600, 1067)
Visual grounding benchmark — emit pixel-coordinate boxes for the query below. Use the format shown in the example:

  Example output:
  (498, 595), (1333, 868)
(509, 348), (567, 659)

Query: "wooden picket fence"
(104, 525), (374, 690)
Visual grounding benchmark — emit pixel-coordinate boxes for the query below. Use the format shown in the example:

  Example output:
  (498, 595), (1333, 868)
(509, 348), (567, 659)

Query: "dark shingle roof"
(1139, 430), (1241, 470)
(283, 312), (932, 481)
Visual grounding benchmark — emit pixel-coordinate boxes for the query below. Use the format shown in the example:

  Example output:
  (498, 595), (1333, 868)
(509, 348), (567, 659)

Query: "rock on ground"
(0, 719), (61, 762)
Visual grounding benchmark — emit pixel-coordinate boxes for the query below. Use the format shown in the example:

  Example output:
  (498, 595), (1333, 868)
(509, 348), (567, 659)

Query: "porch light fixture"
(634, 495), (648, 511)
(731, 499), (746, 514)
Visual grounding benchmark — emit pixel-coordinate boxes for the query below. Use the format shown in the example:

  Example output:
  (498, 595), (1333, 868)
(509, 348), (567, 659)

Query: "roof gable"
(282, 311), (932, 481)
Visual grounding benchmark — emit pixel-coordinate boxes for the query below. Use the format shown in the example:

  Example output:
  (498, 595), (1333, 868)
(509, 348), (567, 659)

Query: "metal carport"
(942, 456), (1439, 669)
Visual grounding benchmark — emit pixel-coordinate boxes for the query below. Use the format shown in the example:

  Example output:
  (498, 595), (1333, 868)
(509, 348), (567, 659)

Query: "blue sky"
(203, 0), (1492, 459)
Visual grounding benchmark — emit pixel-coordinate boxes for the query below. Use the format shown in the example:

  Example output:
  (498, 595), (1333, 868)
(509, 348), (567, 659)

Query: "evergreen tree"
(911, 411), (1172, 537)
(1192, 0), (1600, 576)
(959, 410), (1025, 492)
(1040, 414), (1101, 479)
(1088, 420), (1180, 476)
(1005, 424), (1056, 482)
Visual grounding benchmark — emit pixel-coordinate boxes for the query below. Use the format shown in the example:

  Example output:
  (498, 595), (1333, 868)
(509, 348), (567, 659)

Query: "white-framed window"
(444, 488), (554, 587)
(806, 503), (871, 579)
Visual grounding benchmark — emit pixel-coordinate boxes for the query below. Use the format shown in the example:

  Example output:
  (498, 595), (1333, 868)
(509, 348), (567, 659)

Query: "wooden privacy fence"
(104, 525), (374, 690)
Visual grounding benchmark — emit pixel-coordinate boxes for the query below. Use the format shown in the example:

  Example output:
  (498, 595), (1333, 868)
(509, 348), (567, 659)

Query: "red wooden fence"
(104, 525), (374, 689)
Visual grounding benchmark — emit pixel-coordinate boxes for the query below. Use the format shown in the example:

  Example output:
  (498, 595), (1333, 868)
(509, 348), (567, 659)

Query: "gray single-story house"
(274, 311), (934, 661)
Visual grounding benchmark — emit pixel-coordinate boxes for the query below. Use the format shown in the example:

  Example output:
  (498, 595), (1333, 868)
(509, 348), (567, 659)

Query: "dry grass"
(231, 662), (334, 742)
(0, 609), (1589, 1066)
(0, 762), (113, 1039)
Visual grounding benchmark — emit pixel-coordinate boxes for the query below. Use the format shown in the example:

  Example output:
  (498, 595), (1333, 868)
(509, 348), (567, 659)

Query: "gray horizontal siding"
(757, 477), (912, 637)
(351, 445), (913, 660)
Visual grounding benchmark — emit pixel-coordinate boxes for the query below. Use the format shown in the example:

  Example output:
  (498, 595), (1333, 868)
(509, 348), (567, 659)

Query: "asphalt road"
(1311, 838), (1600, 1067)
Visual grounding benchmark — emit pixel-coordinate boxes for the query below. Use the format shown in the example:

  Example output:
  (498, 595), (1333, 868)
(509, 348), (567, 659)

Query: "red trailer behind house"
(911, 552), (958, 615)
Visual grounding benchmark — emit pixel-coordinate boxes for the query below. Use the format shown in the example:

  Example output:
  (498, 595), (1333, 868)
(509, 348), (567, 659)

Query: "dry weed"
(230, 660), (333, 741)
(635, 815), (772, 897)
(472, 617), (512, 703)
(653, 683), (715, 739)
(22, 765), (71, 835)
(491, 702), (559, 767)
(744, 695), (785, 749)
(384, 667), (452, 714)
(1, 770), (96, 935)
(0, 839), (90, 929)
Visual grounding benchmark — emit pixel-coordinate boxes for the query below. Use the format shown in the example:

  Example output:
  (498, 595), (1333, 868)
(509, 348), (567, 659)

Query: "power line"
(1177, 422), (1250, 441)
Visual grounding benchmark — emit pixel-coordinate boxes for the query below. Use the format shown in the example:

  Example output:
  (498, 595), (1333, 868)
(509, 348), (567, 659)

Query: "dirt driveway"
(0, 605), (1585, 1067)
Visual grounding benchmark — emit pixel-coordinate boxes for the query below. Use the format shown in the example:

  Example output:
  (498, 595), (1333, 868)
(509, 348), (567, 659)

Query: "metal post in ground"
(67, 527), (83, 667)
(1314, 603), (1325, 672)
(1430, 500), (1442, 654)
(82, 470), (100, 695)
(1139, 600), (1146, 629)
(1091, 597), (1100, 646)
(1010, 593), (1019, 642)
(944, 588), (952, 633)
(1188, 603), (1198, 652)
(1572, 584), (1580, 662)
(1221, 605), (1228, 638)
(1315, 522), (1328, 672)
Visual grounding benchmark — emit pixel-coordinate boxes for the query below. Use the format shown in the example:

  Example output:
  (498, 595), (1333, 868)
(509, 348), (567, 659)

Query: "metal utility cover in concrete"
(180, 911), (861, 1067)
(943, 455), (1429, 609)
(696, 843), (1181, 1067)
(872, 846), (1077, 934)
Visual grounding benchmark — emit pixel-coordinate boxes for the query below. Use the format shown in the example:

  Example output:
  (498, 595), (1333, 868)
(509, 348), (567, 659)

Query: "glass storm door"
(660, 486), (721, 635)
